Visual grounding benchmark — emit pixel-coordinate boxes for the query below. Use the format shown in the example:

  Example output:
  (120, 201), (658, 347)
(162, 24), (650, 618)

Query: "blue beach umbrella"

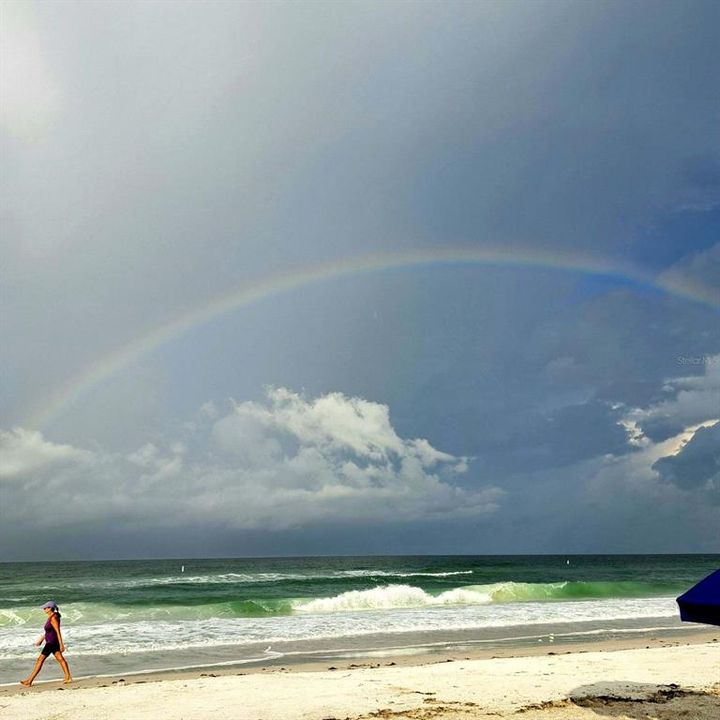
(676, 570), (720, 626)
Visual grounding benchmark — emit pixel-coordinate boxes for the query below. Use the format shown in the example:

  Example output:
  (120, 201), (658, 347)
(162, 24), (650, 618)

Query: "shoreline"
(0, 611), (700, 687)
(2, 625), (716, 696)
(1, 636), (718, 720)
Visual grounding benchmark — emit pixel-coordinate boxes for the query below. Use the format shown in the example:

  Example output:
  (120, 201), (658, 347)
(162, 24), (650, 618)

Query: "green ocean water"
(2, 554), (710, 616)
(1, 555), (716, 683)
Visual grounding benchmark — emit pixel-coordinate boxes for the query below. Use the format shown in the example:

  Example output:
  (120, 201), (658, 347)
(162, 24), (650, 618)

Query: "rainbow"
(25, 247), (718, 430)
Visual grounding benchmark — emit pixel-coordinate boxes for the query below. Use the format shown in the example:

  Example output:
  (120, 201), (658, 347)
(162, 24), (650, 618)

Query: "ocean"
(1, 554), (717, 684)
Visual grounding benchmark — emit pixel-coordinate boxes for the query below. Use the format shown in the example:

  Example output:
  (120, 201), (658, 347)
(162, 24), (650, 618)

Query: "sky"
(1, 0), (718, 561)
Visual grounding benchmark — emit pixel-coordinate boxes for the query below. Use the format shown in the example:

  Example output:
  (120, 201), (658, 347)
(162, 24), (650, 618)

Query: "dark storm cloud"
(653, 422), (720, 499)
(492, 400), (631, 473)
(640, 416), (688, 444)
(682, 154), (720, 190)
(409, 1), (720, 251)
(546, 290), (720, 409)
(392, 275), (718, 470)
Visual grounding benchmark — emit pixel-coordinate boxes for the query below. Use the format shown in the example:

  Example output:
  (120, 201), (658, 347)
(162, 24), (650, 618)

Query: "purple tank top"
(44, 616), (58, 644)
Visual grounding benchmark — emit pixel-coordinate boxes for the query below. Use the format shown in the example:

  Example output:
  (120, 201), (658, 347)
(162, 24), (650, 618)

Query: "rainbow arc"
(26, 247), (718, 430)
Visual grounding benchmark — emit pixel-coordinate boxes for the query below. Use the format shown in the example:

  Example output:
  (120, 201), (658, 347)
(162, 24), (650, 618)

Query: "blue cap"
(41, 601), (58, 610)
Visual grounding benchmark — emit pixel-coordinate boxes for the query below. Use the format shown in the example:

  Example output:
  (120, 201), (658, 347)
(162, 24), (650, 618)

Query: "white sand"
(2, 642), (718, 720)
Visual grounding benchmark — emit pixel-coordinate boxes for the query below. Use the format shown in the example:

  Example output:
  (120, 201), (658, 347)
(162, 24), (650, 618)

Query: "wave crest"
(293, 580), (675, 614)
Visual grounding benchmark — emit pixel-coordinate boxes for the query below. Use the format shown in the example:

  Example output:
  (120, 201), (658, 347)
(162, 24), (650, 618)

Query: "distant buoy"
(566, 559), (570, 565)
(181, 565), (185, 573)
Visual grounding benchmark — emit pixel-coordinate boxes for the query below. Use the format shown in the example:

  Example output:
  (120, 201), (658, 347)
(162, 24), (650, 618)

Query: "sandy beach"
(2, 632), (717, 720)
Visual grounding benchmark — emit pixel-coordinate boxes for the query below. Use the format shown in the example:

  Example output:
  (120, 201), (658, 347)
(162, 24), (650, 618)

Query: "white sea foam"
(294, 584), (493, 613)
(42, 569), (475, 589)
(291, 581), (633, 614)
(0, 595), (679, 660)
(338, 570), (474, 579)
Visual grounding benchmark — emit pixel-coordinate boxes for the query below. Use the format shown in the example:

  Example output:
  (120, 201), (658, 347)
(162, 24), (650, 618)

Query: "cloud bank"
(0, 389), (501, 540)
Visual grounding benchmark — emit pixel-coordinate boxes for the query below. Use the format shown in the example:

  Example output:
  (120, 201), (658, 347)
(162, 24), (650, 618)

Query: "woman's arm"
(50, 615), (65, 652)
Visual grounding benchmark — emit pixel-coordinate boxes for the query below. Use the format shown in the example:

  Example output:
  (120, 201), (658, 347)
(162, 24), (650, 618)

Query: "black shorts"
(41, 641), (61, 656)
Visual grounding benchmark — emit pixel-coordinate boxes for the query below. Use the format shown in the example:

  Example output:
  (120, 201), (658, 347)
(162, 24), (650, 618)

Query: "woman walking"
(21, 601), (72, 686)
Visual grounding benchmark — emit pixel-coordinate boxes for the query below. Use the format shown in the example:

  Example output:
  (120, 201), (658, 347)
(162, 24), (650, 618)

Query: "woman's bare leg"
(54, 651), (72, 683)
(20, 654), (47, 686)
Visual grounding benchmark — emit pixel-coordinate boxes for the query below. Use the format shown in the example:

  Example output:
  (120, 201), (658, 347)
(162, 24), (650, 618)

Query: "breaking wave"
(293, 580), (673, 614)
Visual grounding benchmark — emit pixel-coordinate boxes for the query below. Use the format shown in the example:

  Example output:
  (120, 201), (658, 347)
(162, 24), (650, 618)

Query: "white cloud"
(622, 353), (720, 435)
(127, 442), (184, 482)
(127, 442), (160, 468)
(0, 389), (502, 532)
(199, 401), (219, 420)
(197, 388), (501, 528)
(0, 427), (90, 479)
(617, 418), (649, 448)
(231, 387), (408, 461)
(0, 1), (60, 143)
